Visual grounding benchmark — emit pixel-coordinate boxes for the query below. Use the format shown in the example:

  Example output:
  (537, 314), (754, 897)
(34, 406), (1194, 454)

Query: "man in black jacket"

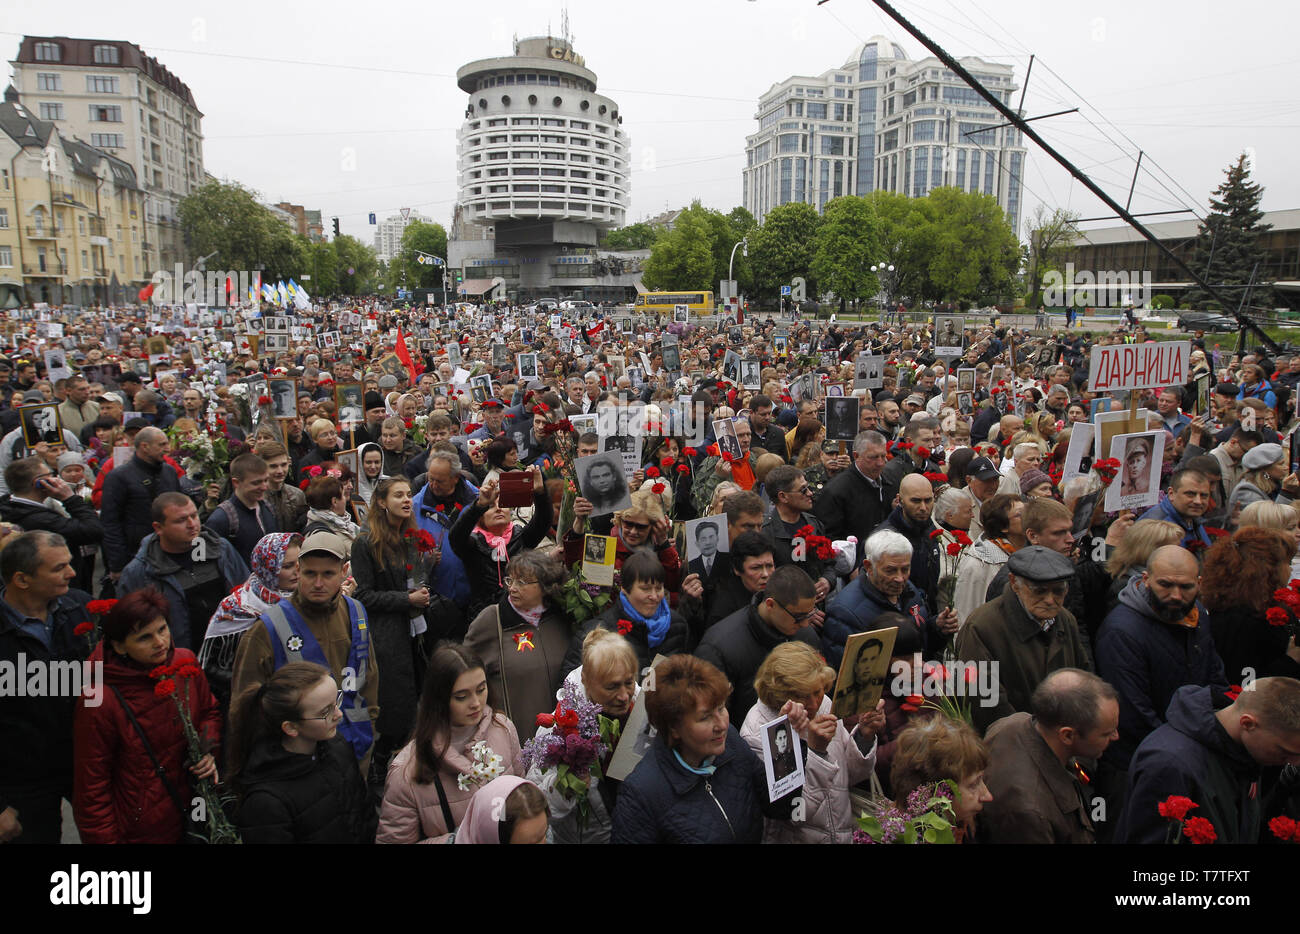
(0, 531), (91, 844)
(99, 426), (181, 585)
(0, 457), (103, 594)
(761, 465), (835, 603)
(694, 565), (822, 724)
(872, 473), (942, 613)
(747, 395), (788, 462)
(813, 430), (888, 565)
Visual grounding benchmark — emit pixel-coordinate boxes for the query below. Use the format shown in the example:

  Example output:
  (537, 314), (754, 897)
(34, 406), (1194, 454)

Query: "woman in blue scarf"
(559, 551), (691, 681)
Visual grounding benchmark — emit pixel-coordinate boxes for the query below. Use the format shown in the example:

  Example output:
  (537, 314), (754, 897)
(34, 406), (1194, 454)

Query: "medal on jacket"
(513, 631), (535, 652)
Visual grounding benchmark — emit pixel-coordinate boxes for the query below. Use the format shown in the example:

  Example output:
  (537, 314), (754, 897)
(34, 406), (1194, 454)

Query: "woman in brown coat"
(463, 550), (572, 739)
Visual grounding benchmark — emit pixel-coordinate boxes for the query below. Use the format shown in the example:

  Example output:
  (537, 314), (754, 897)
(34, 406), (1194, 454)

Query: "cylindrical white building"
(449, 36), (637, 303)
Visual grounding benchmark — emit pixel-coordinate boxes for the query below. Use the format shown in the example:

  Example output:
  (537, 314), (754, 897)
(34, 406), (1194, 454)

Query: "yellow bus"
(634, 290), (715, 316)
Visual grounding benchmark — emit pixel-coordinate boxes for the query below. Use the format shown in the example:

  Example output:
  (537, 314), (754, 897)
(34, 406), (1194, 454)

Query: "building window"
(37, 73), (61, 91)
(89, 105), (122, 122)
(0, 246), (10, 267)
(39, 103), (63, 120)
(90, 133), (124, 148)
(93, 44), (120, 64)
(86, 75), (120, 94)
(34, 42), (61, 62)
(0, 208), (6, 228)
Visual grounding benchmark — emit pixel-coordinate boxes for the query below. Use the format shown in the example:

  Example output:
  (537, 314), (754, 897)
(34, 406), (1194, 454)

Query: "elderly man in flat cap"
(956, 545), (1092, 734)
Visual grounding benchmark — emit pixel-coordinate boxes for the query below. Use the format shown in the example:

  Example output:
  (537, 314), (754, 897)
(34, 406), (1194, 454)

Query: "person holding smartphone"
(0, 456), (104, 594)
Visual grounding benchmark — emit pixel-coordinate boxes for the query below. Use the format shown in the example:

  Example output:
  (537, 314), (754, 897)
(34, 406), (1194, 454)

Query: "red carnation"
(73, 622), (94, 636)
(645, 466), (660, 478)
(676, 463), (689, 474)
(87, 599), (118, 616)
(900, 693), (925, 713)
(929, 528), (945, 539)
(1157, 795), (1197, 822)
(953, 530), (973, 547)
(617, 618), (634, 636)
(435, 504), (445, 513)
(651, 482), (666, 494)
(535, 712), (555, 728)
(946, 542), (962, 556)
(1266, 607), (1290, 627)
(154, 680), (176, 699)
(1182, 816), (1216, 845)
(1269, 815), (1300, 843)
(258, 395), (271, 406)
(916, 446), (931, 459)
(682, 447), (697, 457)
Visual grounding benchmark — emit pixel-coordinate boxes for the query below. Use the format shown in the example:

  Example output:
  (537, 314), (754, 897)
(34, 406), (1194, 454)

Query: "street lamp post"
(727, 237), (748, 311)
(870, 262), (895, 321)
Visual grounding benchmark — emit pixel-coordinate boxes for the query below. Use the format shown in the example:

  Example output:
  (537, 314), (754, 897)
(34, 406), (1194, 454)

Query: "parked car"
(1176, 310), (1238, 332)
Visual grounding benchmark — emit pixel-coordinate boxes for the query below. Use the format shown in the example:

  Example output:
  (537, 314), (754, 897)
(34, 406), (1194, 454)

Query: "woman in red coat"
(74, 588), (221, 844)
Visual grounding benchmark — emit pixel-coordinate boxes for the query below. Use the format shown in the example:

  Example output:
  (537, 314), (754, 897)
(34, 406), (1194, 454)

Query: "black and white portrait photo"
(740, 358), (761, 390)
(933, 315), (964, 356)
(854, 353), (884, 390)
(685, 514), (729, 581)
(269, 378), (297, 419)
(957, 392), (974, 415)
(760, 714), (804, 803)
(713, 418), (742, 461)
(470, 374), (494, 404)
(830, 627), (898, 718)
(661, 344), (681, 373)
(584, 534), (610, 564)
(336, 382), (364, 426)
(957, 368), (976, 393)
(1104, 429), (1165, 513)
(577, 451), (633, 516)
(517, 352), (539, 380)
(673, 305), (689, 323)
(444, 342), (462, 368)
(824, 396), (859, 442)
(20, 403), (64, 447)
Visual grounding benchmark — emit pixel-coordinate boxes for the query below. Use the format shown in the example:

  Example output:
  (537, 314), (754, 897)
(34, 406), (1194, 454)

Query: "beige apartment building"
(9, 36), (204, 277)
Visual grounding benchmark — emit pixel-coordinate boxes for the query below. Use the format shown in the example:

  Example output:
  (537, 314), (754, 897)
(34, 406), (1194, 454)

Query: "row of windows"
(472, 184), (614, 197)
(476, 73), (597, 93)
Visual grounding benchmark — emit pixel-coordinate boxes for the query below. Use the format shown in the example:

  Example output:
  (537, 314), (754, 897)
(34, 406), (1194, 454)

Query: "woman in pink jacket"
(739, 642), (883, 844)
(376, 643), (522, 843)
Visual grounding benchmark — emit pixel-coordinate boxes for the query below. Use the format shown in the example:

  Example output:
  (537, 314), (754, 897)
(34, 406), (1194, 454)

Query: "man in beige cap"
(231, 529), (380, 774)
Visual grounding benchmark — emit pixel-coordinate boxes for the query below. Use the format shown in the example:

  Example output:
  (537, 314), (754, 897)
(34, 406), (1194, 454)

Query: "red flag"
(736, 302), (744, 326)
(394, 328), (421, 383)
(585, 319), (605, 342)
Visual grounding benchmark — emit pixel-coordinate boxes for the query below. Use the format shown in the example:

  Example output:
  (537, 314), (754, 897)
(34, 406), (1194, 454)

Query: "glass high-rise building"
(743, 36), (1026, 233)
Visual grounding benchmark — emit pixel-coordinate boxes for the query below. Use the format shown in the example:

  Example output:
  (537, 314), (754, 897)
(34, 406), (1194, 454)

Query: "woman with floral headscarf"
(199, 532), (303, 714)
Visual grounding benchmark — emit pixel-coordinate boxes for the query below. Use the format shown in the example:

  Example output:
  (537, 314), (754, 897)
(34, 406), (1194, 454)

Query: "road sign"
(400, 207), (411, 221)
(780, 285), (792, 296)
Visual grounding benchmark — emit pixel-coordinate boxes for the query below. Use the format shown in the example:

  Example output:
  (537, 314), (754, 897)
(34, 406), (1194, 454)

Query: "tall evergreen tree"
(1185, 153), (1272, 309)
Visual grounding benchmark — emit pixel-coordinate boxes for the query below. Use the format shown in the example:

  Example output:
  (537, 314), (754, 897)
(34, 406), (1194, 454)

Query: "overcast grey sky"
(7, 0), (1298, 241)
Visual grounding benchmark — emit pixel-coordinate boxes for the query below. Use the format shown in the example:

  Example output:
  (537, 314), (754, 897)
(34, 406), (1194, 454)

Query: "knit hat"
(1019, 468), (1053, 495)
(57, 451), (86, 471)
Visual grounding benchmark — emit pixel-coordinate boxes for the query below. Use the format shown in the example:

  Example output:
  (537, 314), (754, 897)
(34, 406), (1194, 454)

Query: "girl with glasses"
(228, 661), (375, 843)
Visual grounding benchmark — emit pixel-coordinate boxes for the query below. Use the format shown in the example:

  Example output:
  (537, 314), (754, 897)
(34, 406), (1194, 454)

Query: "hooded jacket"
(1095, 577), (1229, 770)
(447, 489), (553, 621)
(118, 530), (250, 652)
(1113, 686), (1260, 844)
(952, 537), (1010, 626)
(236, 734), (376, 844)
(73, 645), (221, 844)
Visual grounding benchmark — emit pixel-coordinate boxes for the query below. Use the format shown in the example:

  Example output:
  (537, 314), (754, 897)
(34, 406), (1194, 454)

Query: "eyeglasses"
(775, 600), (817, 624)
(621, 519), (651, 532)
(504, 576), (539, 590)
(299, 691), (343, 721)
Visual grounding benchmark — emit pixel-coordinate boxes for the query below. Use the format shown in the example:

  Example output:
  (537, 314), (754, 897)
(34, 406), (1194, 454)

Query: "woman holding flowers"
(523, 627), (640, 844)
(464, 550), (572, 739)
(376, 643), (522, 843)
(74, 588), (221, 844)
(351, 477), (454, 777)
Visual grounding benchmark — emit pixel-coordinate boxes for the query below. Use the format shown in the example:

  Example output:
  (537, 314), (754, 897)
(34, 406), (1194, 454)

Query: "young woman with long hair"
(228, 661), (375, 843)
(376, 643), (522, 843)
(350, 476), (454, 779)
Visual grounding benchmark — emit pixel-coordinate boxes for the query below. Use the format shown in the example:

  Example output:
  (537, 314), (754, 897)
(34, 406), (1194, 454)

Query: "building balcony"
(93, 267), (108, 278)
(22, 264), (61, 277)
(88, 218), (106, 237)
(25, 227), (57, 239)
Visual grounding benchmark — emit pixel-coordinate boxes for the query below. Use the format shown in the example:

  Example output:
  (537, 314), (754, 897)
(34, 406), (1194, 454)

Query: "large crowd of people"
(1, 298), (1298, 847)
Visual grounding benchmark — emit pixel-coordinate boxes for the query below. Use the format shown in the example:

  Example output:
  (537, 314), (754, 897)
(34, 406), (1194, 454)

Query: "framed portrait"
(824, 396), (860, 442)
(576, 451), (633, 516)
(335, 382), (364, 426)
(20, 403), (64, 448)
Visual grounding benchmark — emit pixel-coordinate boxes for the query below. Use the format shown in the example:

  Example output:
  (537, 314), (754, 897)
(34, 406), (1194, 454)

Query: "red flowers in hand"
(1266, 607), (1290, 627)
(87, 599), (118, 616)
(682, 447), (697, 458)
(1093, 458), (1120, 484)
(900, 694), (925, 712)
(73, 622), (94, 636)
(645, 466), (660, 478)
(154, 679), (176, 699)
(1182, 816), (1217, 845)
(1157, 795), (1197, 822)
(1269, 815), (1300, 843)
(676, 463), (690, 474)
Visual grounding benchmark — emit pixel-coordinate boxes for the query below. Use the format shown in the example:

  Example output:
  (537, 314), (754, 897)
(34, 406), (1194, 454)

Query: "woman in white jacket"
(525, 628), (640, 844)
(740, 642), (883, 844)
(952, 494), (1025, 627)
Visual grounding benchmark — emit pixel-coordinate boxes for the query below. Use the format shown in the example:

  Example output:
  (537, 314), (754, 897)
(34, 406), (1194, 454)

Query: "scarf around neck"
(308, 507), (360, 539)
(477, 521), (514, 562)
(507, 596), (545, 628)
(619, 591), (672, 647)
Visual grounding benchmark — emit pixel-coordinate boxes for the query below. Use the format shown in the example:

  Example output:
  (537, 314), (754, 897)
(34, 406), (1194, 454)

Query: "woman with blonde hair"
(707, 481), (742, 516)
(1225, 443), (1298, 530)
(1238, 500), (1300, 576)
(740, 642), (882, 843)
(1103, 519), (1185, 613)
(524, 627), (640, 844)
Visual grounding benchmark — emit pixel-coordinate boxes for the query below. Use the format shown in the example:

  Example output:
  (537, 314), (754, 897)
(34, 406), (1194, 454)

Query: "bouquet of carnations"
(520, 680), (619, 835)
(930, 527), (973, 615)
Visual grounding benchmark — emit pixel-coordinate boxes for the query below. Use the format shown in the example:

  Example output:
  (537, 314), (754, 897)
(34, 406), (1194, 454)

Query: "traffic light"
(332, 217), (340, 237)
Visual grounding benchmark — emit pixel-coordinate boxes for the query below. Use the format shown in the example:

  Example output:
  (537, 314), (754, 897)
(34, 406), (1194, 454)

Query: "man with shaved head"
(1095, 545), (1229, 805)
(99, 425), (183, 584)
(873, 472), (942, 611)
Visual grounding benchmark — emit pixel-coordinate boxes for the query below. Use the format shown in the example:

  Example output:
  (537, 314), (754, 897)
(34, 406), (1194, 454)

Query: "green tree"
(1023, 204), (1080, 308)
(810, 196), (881, 311)
(604, 222), (660, 251)
(642, 206), (714, 290)
(396, 221), (449, 288)
(909, 188), (1019, 303)
(1185, 153), (1273, 310)
(749, 202), (822, 299)
(332, 235), (379, 295)
(305, 240), (338, 296)
(178, 180), (298, 273)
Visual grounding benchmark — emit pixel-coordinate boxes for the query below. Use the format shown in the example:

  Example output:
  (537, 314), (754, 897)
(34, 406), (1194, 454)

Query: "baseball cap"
(299, 530), (350, 561)
(967, 456), (1000, 481)
(21, 389), (45, 403)
(96, 391), (125, 406)
(377, 374), (399, 390)
(904, 393), (925, 407)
